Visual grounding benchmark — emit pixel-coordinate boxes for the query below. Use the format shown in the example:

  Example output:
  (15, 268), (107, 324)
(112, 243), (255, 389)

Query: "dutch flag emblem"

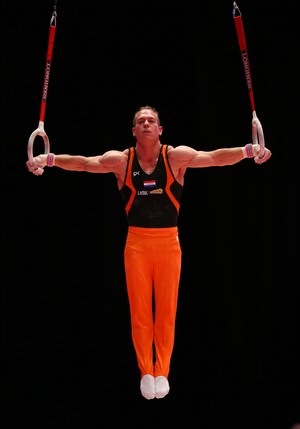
(143, 180), (156, 189)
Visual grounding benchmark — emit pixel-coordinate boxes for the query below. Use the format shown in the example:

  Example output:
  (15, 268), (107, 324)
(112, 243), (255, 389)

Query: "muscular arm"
(169, 145), (253, 169)
(53, 150), (128, 174)
(167, 143), (271, 183)
(27, 150), (128, 177)
(169, 143), (271, 168)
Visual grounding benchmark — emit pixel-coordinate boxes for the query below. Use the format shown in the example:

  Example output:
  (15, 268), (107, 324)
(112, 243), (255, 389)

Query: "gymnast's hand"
(254, 147), (272, 164)
(26, 154), (47, 176)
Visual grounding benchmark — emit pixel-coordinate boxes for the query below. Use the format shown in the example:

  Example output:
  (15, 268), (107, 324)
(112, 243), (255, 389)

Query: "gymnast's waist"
(127, 226), (178, 237)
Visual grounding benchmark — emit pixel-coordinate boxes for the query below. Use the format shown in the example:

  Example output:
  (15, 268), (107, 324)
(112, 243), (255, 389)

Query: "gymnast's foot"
(140, 374), (155, 400)
(155, 376), (170, 399)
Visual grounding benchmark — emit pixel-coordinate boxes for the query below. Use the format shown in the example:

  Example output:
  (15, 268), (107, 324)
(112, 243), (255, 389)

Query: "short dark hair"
(133, 106), (160, 126)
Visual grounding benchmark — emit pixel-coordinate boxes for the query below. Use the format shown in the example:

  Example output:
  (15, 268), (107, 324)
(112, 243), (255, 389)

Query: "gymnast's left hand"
(254, 147), (272, 164)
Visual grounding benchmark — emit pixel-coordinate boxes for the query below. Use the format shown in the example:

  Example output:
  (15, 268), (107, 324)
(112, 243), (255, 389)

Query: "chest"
(132, 154), (166, 190)
(138, 159), (158, 175)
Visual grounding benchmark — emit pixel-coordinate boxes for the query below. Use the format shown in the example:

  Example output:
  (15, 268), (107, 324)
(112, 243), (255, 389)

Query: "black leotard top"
(119, 145), (183, 228)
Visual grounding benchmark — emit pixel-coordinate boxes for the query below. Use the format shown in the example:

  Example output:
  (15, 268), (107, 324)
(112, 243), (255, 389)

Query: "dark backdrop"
(3, 1), (299, 428)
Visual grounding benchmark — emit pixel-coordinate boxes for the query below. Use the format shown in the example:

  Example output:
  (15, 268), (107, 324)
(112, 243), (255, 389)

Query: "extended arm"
(26, 150), (128, 177)
(168, 143), (271, 170)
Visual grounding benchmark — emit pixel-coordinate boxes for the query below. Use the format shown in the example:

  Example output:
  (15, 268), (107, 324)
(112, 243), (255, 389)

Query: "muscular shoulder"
(102, 148), (128, 164)
(89, 148), (129, 175)
(167, 145), (198, 168)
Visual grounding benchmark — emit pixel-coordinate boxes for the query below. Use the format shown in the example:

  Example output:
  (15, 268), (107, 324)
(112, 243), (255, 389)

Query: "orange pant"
(124, 226), (182, 378)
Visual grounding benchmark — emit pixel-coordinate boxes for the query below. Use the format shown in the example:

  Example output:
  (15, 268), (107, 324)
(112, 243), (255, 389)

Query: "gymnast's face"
(132, 109), (163, 142)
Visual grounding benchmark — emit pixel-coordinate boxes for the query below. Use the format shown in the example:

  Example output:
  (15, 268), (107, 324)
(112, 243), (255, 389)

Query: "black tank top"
(119, 145), (183, 227)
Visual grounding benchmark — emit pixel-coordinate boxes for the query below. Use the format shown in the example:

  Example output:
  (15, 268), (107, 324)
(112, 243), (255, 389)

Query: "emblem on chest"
(143, 180), (156, 189)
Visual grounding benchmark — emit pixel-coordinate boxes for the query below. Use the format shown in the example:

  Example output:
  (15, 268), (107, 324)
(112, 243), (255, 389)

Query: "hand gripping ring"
(27, 121), (50, 164)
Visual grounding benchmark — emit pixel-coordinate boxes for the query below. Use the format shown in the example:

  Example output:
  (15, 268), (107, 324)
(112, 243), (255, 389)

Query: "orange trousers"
(124, 226), (182, 378)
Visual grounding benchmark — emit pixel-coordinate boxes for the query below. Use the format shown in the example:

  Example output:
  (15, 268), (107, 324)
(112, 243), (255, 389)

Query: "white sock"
(140, 374), (155, 400)
(155, 376), (170, 399)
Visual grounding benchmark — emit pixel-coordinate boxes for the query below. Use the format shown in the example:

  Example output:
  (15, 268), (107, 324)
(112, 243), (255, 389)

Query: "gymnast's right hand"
(26, 154), (46, 176)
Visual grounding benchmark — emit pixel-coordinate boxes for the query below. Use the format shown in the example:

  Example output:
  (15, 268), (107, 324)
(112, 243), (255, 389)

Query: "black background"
(3, 1), (299, 428)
